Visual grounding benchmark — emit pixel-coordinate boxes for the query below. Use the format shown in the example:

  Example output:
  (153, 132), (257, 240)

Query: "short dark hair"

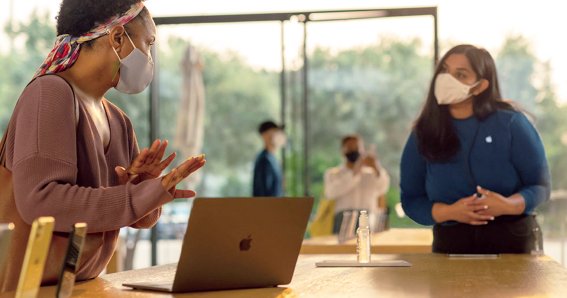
(56, 0), (148, 38)
(341, 134), (361, 147)
(258, 120), (284, 134)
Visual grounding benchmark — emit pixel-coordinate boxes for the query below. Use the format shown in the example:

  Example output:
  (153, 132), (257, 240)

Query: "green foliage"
(300, 38), (432, 228)
(305, 38), (432, 200)
(155, 36), (279, 195)
(534, 61), (567, 189)
(200, 50), (280, 173)
(0, 10), (55, 130)
(496, 35), (539, 111)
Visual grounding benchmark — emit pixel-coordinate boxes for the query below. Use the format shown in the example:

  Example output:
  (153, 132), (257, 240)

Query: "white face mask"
(272, 132), (287, 149)
(434, 73), (479, 105)
(112, 31), (154, 94)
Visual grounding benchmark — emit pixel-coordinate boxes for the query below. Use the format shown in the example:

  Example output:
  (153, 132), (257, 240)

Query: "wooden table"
(27, 253), (567, 297)
(301, 228), (433, 254)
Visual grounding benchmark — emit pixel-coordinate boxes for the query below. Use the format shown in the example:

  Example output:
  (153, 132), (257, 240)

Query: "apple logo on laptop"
(239, 235), (253, 251)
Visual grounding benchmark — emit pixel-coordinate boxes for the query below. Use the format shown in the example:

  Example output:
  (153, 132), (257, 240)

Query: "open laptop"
(123, 197), (313, 293)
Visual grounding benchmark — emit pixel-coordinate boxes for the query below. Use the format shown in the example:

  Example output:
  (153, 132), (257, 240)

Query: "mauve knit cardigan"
(0, 75), (171, 290)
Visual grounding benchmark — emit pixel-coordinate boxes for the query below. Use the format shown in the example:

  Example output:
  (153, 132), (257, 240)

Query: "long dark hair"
(414, 44), (515, 162)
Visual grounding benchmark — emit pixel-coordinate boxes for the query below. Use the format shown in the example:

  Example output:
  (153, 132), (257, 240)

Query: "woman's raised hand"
(115, 139), (176, 185)
(161, 154), (207, 199)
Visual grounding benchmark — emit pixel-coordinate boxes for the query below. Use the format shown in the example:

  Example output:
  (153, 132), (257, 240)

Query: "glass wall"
(142, 12), (438, 266)
(148, 21), (283, 265)
(304, 16), (435, 228)
(156, 22), (282, 198)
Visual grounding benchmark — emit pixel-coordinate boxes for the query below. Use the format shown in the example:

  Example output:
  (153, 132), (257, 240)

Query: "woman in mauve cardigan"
(0, 0), (205, 291)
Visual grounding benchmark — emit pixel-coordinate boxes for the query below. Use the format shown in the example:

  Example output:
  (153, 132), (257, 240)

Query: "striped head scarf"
(34, 2), (145, 79)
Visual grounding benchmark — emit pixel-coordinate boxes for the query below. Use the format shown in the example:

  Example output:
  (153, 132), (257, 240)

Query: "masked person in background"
(324, 134), (390, 234)
(253, 121), (286, 197)
(400, 44), (550, 254)
(0, 0), (206, 291)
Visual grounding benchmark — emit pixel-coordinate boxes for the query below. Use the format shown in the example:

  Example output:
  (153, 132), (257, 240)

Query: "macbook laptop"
(123, 197), (313, 293)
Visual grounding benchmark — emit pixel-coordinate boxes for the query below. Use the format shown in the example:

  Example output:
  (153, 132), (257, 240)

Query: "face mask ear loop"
(124, 30), (137, 49)
(469, 80), (482, 97)
(111, 30), (131, 82)
(111, 45), (121, 82)
(112, 29), (135, 62)
(108, 29), (123, 62)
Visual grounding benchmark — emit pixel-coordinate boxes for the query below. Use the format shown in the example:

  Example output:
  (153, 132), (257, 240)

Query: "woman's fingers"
(478, 214), (495, 221)
(158, 152), (176, 170)
(131, 148), (149, 172)
(176, 159), (205, 181)
(469, 220), (489, 225)
(176, 155), (206, 174)
(115, 166), (129, 185)
(467, 211), (494, 224)
(161, 168), (177, 189)
(154, 140), (169, 165)
(161, 156), (206, 191)
(164, 170), (185, 190)
(185, 159), (206, 176)
(145, 139), (162, 165)
(461, 195), (479, 205)
(476, 185), (493, 198)
(173, 189), (197, 199)
(130, 139), (173, 173)
(471, 204), (489, 212)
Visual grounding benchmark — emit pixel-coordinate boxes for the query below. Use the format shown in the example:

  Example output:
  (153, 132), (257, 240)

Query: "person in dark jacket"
(253, 120), (286, 197)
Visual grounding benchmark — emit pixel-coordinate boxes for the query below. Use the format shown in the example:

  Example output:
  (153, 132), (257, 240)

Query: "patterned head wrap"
(34, 2), (145, 79)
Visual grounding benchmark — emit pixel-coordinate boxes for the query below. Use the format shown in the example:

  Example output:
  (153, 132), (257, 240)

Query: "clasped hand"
(451, 186), (518, 225)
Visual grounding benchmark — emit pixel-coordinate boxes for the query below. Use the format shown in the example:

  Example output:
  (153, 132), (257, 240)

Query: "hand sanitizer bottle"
(531, 226), (543, 256)
(357, 210), (371, 263)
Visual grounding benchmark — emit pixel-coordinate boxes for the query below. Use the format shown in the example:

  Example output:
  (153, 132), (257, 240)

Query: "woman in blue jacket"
(400, 44), (550, 253)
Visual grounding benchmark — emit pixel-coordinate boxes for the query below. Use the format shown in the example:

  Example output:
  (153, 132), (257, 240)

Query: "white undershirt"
(81, 96), (110, 150)
(323, 165), (390, 214)
(67, 82), (110, 150)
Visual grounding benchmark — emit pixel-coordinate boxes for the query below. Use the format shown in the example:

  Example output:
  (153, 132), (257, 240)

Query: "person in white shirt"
(324, 134), (390, 234)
